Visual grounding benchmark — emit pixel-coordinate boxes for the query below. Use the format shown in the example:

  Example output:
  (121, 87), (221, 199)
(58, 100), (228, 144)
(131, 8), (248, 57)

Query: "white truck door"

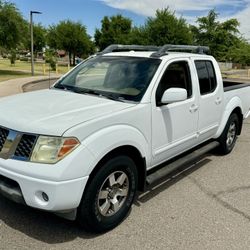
(151, 59), (199, 166)
(194, 60), (224, 142)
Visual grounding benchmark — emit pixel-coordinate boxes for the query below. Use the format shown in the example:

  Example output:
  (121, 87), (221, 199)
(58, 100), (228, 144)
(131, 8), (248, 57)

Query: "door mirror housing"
(161, 88), (187, 105)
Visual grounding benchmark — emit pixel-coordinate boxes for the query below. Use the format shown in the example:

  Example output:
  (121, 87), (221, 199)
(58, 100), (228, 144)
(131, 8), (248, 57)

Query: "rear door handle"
(190, 104), (199, 113)
(215, 97), (222, 105)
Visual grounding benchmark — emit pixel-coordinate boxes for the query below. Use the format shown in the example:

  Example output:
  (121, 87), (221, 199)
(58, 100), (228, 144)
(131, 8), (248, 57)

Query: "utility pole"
(30, 11), (42, 76)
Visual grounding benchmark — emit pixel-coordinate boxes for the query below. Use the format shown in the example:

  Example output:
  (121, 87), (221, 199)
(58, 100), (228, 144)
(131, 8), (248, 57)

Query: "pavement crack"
(216, 185), (250, 196)
(186, 174), (250, 222)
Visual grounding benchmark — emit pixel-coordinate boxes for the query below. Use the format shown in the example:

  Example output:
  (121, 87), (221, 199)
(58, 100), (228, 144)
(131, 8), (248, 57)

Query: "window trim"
(155, 60), (193, 106)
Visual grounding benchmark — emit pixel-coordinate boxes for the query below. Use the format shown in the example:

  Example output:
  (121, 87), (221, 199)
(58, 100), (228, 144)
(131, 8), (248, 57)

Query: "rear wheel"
(218, 113), (239, 155)
(77, 155), (138, 233)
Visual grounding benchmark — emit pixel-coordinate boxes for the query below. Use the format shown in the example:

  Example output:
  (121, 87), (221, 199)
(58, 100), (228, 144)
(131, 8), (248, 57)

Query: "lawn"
(0, 70), (32, 82)
(0, 58), (72, 82)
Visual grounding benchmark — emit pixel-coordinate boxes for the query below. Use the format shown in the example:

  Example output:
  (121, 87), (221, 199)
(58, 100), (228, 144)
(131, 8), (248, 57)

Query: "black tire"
(218, 113), (239, 155)
(77, 155), (138, 233)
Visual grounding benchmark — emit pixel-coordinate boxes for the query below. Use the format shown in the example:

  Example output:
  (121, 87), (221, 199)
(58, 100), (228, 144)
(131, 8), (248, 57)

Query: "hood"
(0, 89), (135, 136)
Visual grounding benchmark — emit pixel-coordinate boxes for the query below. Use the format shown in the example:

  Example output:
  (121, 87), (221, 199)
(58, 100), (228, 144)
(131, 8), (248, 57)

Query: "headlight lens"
(30, 136), (80, 164)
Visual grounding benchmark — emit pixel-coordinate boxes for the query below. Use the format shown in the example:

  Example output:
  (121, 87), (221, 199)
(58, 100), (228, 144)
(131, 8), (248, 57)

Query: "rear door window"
(195, 60), (217, 95)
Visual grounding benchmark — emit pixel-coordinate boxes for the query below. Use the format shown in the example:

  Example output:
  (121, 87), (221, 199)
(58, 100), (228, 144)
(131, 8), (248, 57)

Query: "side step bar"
(146, 141), (220, 185)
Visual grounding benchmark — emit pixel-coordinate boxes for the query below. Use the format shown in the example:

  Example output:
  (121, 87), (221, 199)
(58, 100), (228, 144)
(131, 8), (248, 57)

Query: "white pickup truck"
(0, 45), (250, 232)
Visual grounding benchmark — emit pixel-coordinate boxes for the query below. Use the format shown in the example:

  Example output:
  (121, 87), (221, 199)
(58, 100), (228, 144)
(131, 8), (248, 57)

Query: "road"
(1, 81), (250, 249)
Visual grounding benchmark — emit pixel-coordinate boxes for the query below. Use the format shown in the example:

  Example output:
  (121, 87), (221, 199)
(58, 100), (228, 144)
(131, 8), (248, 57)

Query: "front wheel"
(218, 113), (239, 155)
(77, 155), (138, 233)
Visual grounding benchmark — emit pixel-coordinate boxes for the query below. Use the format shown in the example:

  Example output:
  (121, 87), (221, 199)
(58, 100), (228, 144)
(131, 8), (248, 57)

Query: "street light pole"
(30, 11), (42, 76)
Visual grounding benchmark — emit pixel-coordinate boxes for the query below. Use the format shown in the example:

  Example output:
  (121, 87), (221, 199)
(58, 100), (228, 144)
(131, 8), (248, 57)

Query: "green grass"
(0, 58), (73, 82)
(0, 69), (33, 82)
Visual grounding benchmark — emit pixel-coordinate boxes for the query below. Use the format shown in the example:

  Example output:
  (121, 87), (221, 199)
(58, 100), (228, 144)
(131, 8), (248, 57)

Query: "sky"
(12, 0), (250, 40)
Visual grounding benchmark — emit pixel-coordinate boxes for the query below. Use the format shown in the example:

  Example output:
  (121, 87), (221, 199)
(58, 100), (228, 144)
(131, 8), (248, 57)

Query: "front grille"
(14, 134), (37, 159)
(0, 127), (9, 152)
(0, 126), (38, 161)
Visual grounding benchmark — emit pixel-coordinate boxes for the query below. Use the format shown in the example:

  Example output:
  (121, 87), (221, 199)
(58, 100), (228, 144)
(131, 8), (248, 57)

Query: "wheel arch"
(215, 97), (243, 138)
(86, 145), (147, 193)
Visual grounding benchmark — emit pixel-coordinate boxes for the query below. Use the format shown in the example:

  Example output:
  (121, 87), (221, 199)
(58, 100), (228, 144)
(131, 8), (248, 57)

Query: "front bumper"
(0, 164), (89, 211)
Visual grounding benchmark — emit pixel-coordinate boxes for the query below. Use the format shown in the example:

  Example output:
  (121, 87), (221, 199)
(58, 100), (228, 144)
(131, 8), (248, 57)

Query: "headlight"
(30, 136), (80, 164)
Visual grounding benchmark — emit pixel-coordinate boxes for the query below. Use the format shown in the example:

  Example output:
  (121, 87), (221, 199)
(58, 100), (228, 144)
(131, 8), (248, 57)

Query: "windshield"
(54, 56), (161, 102)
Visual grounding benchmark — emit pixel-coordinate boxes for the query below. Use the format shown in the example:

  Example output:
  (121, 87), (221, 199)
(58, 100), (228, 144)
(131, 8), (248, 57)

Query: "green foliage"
(226, 41), (250, 66)
(45, 49), (56, 71)
(96, 10), (193, 49)
(95, 15), (132, 50)
(191, 10), (241, 60)
(47, 20), (94, 65)
(144, 9), (193, 45)
(0, 0), (27, 50)
(23, 23), (47, 52)
(0, 2), (249, 66)
(128, 26), (149, 45)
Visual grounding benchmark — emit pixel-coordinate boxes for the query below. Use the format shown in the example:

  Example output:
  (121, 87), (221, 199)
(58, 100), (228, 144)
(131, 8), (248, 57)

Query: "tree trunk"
(69, 51), (72, 66)
(73, 53), (76, 66)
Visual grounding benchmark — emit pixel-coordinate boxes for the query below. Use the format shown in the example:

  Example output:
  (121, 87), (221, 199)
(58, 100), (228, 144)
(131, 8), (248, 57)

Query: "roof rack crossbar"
(150, 45), (210, 58)
(98, 44), (160, 55)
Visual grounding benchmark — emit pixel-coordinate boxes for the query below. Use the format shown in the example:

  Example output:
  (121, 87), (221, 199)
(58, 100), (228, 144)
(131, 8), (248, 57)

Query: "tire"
(218, 113), (239, 155)
(77, 155), (138, 233)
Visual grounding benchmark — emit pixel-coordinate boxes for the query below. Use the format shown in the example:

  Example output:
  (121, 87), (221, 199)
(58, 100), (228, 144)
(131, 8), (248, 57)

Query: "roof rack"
(98, 44), (160, 55)
(150, 45), (210, 58)
(98, 44), (210, 57)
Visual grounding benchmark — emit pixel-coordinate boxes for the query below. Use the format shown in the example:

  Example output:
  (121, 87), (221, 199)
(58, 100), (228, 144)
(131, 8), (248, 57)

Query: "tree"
(128, 26), (149, 45)
(144, 9), (193, 46)
(47, 20), (94, 66)
(33, 24), (47, 53)
(0, 0), (27, 49)
(0, 0), (27, 63)
(191, 10), (241, 60)
(95, 15), (132, 50)
(226, 41), (250, 66)
(23, 23), (47, 54)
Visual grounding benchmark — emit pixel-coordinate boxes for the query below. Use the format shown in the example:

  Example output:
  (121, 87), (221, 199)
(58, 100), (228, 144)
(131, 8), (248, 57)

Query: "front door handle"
(190, 104), (199, 113)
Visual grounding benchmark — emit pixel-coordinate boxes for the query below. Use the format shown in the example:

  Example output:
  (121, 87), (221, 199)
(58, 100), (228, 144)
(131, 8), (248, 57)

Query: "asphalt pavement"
(0, 80), (250, 249)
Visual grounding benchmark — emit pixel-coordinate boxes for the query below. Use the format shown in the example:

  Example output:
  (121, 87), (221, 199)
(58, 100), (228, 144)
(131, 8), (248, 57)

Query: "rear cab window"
(195, 60), (217, 95)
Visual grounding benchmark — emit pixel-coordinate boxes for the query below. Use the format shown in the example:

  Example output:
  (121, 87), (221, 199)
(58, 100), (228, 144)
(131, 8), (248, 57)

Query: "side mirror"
(161, 88), (187, 105)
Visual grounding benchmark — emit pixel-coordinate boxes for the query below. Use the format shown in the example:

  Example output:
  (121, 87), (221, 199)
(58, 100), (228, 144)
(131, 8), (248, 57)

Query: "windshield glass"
(54, 56), (161, 102)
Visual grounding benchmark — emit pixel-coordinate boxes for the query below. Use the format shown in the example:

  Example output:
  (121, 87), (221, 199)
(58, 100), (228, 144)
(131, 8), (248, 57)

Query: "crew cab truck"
(0, 45), (250, 233)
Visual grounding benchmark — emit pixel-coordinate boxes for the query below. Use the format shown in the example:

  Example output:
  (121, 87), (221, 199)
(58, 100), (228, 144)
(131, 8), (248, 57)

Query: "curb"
(21, 77), (60, 92)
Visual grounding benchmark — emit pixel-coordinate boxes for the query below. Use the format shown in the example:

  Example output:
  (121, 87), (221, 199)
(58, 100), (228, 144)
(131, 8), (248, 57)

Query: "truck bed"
(223, 80), (250, 119)
(223, 80), (250, 92)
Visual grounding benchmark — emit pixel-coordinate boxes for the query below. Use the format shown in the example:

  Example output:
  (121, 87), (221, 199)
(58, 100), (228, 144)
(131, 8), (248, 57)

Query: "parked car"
(0, 45), (250, 233)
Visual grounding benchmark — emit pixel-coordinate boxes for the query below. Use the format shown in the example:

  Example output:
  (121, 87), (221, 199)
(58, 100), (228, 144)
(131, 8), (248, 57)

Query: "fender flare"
(82, 125), (150, 176)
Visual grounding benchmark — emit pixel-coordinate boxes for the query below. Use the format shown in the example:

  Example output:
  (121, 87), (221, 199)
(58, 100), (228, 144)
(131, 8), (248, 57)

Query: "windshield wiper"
(102, 94), (125, 102)
(54, 83), (77, 92)
(75, 88), (101, 96)
(54, 85), (125, 102)
(77, 89), (125, 102)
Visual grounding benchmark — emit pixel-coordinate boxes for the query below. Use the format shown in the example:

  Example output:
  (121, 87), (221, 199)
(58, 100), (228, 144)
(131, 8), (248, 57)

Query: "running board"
(146, 141), (220, 185)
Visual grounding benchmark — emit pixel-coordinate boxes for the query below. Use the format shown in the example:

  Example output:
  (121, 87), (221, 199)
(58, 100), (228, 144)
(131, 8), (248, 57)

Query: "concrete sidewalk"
(0, 75), (61, 98)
